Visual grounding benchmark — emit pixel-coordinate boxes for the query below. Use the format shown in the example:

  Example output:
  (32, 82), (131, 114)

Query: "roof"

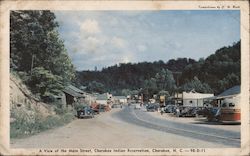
(182, 91), (214, 99)
(96, 94), (108, 100)
(217, 85), (240, 97)
(67, 85), (84, 94)
(63, 85), (84, 97)
(114, 96), (127, 99)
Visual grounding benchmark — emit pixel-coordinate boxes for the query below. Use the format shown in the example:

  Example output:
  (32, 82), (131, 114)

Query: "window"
(229, 103), (235, 107)
(222, 103), (227, 107)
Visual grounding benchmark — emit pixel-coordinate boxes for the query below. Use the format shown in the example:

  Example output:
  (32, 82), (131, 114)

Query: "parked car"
(96, 104), (106, 112)
(174, 106), (196, 117)
(164, 105), (176, 113)
(90, 106), (100, 115)
(77, 105), (94, 119)
(198, 107), (221, 121)
(195, 107), (207, 117)
(146, 104), (159, 112)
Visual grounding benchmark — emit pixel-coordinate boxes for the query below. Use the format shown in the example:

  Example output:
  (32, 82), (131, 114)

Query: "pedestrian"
(160, 107), (164, 115)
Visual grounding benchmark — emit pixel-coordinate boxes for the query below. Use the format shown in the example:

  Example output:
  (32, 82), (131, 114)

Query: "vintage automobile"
(91, 107), (100, 115)
(164, 105), (176, 113)
(174, 106), (196, 117)
(195, 107), (221, 121)
(77, 105), (94, 119)
(146, 104), (159, 112)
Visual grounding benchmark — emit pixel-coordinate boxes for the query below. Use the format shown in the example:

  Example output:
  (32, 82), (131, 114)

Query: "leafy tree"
(143, 78), (158, 98)
(10, 11), (58, 72)
(27, 67), (64, 100)
(121, 89), (132, 96)
(76, 41), (240, 96)
(155, 69), (176, 94)
(86, 81), (106, 93)
(217, 73), (240, 92)
(181, 76), (213, 93)
(10, 11), (75, 101)
(180, 41), (240, 94)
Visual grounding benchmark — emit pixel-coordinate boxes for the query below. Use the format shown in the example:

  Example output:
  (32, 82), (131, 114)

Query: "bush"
(10, 108), (75, 138)
(62, 113), (75, 123)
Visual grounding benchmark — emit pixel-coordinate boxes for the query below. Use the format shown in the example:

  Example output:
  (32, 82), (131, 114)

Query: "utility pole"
(30, 54), (35, 75)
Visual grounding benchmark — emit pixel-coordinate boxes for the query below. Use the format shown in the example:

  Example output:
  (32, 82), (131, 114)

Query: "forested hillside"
(179, 41), (240, 94)
(10, 10), (76, 138)
(77, 41), (240, 96)
(10, 10), (75, 102)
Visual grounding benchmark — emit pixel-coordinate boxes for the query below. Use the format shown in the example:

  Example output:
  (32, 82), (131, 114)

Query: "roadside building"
(114, 96), (127, 104)
(96, 93), (113, 105)
(96, 94), (109, 105)
(95, 93), (112, 112)
(216, 85), (240, 107)
(62, 85), (85, 107)
(174, 90), (214, 107)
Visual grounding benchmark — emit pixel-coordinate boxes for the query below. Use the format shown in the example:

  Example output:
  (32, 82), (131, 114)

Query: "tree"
(10, 11), (58, 72)
(217, 73), (240, 92)
(155, 69), (176, 94)
(181, 76), (213, 93)
(179, 41), (240, 94)
(121, 89), (132, 96)
(143, 78), (158, 98)
(27, 67), (64, 101)
(10, 11), (75, 101)
(86, 81), (106, 93)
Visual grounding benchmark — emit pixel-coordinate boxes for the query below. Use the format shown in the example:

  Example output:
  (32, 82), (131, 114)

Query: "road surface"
(11, 105), (240, 148)
(114, 106), (240, 147)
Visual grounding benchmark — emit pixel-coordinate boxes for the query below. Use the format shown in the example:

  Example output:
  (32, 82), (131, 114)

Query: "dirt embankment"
(10, 73), (67, 138)
(10, 73), (54, 122)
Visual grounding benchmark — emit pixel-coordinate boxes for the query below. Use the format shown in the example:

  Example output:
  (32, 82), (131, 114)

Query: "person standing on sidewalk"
(160, 107), (164, 115)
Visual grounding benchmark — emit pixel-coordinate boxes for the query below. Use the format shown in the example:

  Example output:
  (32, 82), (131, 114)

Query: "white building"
(96, 93), (113, 105)
(114, 96), (127, 104)
(175, 90), (214, 107)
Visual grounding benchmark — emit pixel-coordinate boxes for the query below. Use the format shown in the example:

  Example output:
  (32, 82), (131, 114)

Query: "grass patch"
(10, 108), (75, 138)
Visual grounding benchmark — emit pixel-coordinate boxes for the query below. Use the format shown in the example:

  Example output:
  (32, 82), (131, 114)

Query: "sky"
(54, 10), (240, 71)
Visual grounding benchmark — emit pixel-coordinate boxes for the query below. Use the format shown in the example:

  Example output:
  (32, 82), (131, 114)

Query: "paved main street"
(11, 105), (240, 148)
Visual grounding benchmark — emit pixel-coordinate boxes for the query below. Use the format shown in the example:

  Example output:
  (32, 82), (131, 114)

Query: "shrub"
(10, 109), (75, 138)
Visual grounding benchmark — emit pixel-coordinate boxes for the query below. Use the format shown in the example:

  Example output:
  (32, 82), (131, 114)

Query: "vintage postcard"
(0, 0), (249, 155)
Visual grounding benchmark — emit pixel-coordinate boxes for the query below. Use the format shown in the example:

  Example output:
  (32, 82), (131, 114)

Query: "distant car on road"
(77, 105), (94, 119)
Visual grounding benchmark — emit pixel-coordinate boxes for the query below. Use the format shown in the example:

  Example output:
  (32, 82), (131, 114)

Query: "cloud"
(137, 44), (147, 52)
(80, 19), (101, 34)
(85, 36), (103, 52)
(121, 54), (133, 63)
(110, 36), (127, 48)
(110, 17), (118, 26)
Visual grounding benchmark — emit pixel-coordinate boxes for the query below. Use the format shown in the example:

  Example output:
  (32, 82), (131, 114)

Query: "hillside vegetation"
(10, 11), (76, 138)
(77, 41), (240, 97)
(10, 10), (75, 102)
(10, 73), (74, 138)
